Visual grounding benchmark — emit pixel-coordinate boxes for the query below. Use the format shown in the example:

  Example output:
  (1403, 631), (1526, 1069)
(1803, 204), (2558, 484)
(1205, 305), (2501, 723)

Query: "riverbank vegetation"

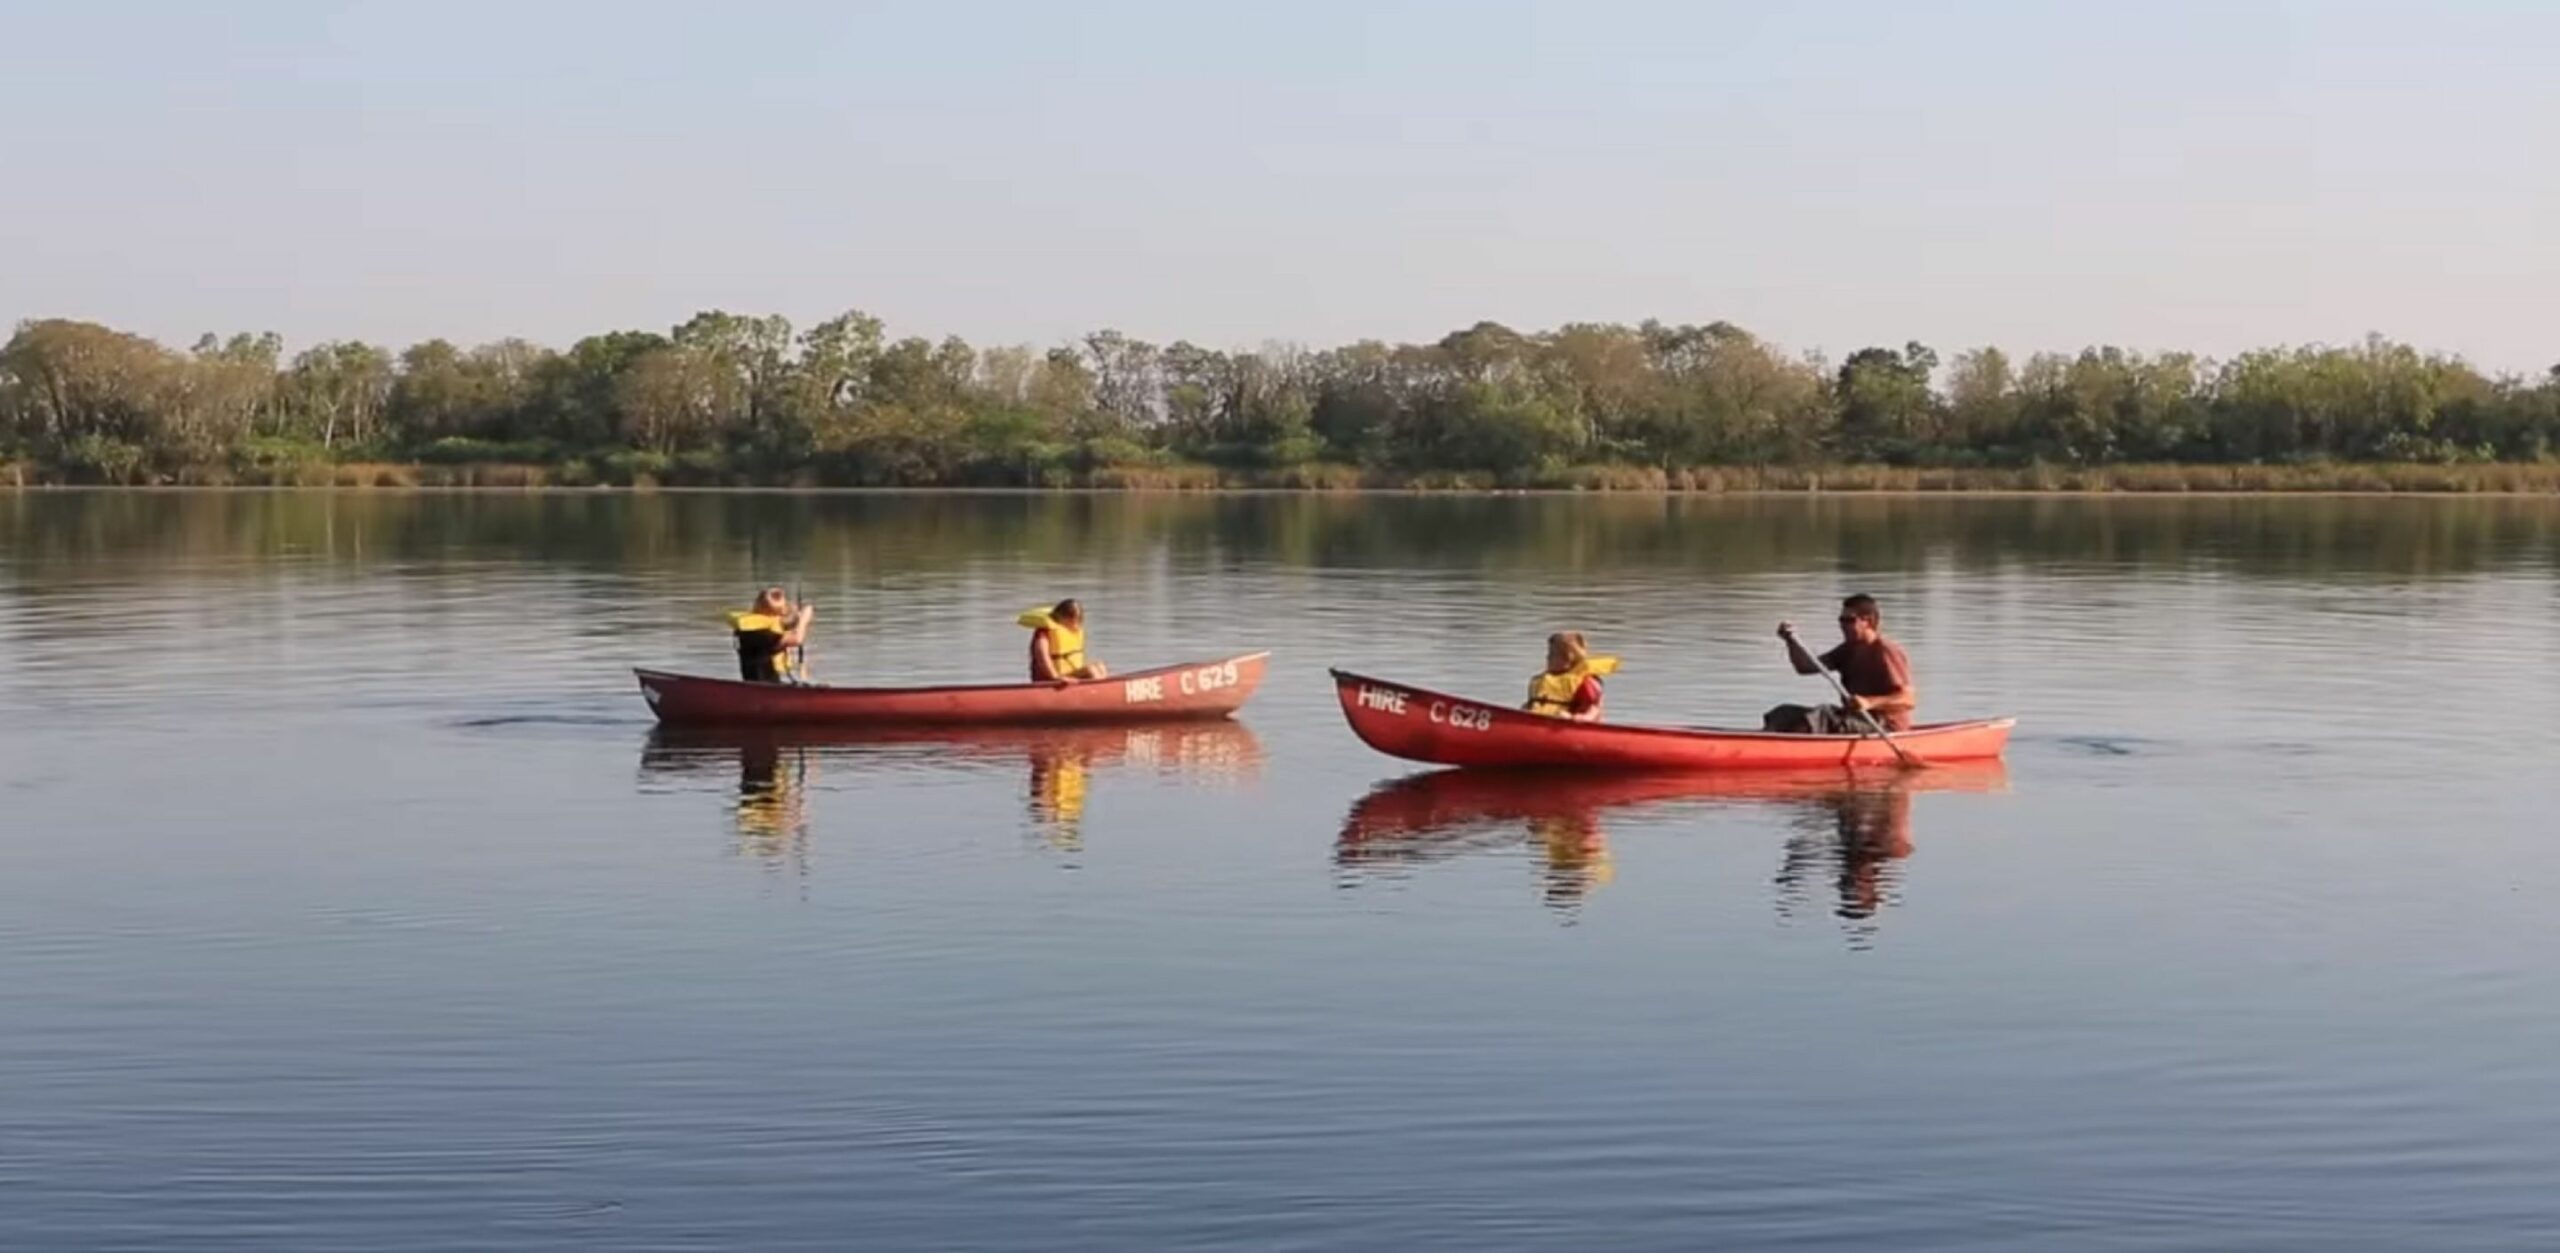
(5, 313), (2557, 490)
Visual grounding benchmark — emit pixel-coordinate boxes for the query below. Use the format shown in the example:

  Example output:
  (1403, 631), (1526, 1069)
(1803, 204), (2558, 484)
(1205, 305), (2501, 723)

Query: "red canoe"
(1331, 669), (2012, 770)
(639, 652), (1270, 725)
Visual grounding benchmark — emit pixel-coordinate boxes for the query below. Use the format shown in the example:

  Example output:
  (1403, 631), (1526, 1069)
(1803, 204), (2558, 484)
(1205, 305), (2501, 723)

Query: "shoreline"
(7, 482), (2560, 499)
(9, 459), (2560, 497)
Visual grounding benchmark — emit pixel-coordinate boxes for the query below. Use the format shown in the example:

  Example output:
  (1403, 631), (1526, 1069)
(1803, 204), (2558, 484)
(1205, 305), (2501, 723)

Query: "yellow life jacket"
(729, 610), (801, 682)
(1526, 656), (1619, 716)
(1018, 609), (1087, 673)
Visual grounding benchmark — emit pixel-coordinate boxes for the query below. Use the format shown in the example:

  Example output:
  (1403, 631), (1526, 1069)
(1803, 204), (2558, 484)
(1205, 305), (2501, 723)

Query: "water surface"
(3, 491), (2557, 1250)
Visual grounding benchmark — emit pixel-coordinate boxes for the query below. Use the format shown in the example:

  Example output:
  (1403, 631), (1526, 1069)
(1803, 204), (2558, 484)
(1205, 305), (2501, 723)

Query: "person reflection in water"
(1532, 812), (1614, 916)
(1773, 785), (1915, 941)
(1027, 745), (1090, 856)
(730, 738), (811, 872)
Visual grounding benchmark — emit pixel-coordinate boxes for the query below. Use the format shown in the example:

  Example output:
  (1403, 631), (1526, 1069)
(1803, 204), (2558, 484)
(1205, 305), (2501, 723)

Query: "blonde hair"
(1547, 631), (1589, 669)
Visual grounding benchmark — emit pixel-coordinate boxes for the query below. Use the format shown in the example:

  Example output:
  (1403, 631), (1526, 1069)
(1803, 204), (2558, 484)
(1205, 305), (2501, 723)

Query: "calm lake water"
(4, 490), (2558, 1251)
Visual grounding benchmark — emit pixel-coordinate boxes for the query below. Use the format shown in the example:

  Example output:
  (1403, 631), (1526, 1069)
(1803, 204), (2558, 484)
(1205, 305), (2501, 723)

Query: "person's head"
(1546, 630), (1590, 673)
(1838, 594), (1882, 644)
(755, 586), (790, 616)
(1052, 598), (1084, 628)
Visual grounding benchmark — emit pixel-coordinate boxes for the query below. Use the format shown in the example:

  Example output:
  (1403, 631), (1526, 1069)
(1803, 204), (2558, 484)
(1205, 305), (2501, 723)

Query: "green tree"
(672, 311), (794, 455)
(615, 345), (744, 455)
(1635, 321), (1833, 465)
(1, 319), (174, 449)
(1308, 341), (1399, 462)
(535, 331), (665, 448)
(282, 342), (395, 449)
(1944, 347), (2017, 455)
(1835, 342), (1941, 463)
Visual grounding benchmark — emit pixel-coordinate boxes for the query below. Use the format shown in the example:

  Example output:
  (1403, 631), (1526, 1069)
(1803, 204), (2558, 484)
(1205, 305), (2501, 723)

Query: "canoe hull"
(1331, 669), (2011, 770)
(640, 652), (1269, 726)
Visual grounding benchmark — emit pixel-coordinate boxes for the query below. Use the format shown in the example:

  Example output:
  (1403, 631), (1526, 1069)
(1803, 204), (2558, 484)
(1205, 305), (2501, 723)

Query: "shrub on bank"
(412, 437), (557, 466)
(1087, 462), (1226, 490)
(1255, 462), (1367, 490)
(599, 450), (674, 487)
(55, 435), (147, 485)
(1555, 464), (1671, 491)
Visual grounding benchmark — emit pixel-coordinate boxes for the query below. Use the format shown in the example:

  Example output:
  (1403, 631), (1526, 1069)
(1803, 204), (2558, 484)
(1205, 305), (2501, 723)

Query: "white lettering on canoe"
(1124, 676), (1166, 703)
(1178, 661), (1243, 696)
(1429, 700), (1494, 732)
(1356, 684), (1408, 715)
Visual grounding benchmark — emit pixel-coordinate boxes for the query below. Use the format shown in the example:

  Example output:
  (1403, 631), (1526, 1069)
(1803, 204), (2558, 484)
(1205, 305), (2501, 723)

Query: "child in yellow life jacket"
(1021, 598), (1109, 683)
(1525, 631), (1616, 721)
(729, 586), (814, 684)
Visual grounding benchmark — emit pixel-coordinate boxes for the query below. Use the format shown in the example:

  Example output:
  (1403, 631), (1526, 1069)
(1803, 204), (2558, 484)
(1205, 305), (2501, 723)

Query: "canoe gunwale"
(637, 651), (1272, 701)
(637, 651), (1271, 726)
(1329, 668), (2013, 769)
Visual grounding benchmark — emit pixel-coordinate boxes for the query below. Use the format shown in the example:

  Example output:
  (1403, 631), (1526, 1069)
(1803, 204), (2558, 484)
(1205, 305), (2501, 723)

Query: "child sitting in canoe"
(1525, 631), (1616, 722)
(1022, 599), (1110, 684)
(729, 587), (813, 684)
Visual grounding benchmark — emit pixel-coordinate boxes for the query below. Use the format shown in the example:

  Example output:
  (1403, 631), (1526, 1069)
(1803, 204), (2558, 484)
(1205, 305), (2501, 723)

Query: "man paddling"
(1770, 593), (1916, 734)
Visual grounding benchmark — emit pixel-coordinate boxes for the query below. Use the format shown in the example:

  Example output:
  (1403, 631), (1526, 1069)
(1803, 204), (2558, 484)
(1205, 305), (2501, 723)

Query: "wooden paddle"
(1782, 625), (1918, 768)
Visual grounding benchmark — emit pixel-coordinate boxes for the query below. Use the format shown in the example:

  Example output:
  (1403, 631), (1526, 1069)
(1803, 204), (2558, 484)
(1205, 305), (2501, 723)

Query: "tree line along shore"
(5, 313), (2558, 491)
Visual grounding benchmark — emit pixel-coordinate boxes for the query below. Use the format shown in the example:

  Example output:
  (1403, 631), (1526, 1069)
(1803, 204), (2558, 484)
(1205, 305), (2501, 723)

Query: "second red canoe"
(1332, 668), (2012, 770)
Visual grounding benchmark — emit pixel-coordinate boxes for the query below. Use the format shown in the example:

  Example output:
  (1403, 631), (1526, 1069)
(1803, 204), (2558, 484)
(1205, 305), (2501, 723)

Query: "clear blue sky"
(3, 0), (2554, 372)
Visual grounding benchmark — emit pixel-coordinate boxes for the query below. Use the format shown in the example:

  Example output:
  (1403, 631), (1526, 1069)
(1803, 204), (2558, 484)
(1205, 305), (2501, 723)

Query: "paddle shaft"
(749, 530), (809, 685)
(1786, 629), (1917, 767)
(789, 577), (809, 684)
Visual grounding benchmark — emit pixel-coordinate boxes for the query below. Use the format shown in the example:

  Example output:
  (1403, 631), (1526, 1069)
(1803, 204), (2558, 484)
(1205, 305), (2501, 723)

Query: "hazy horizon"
(4, 0), (2554, 373)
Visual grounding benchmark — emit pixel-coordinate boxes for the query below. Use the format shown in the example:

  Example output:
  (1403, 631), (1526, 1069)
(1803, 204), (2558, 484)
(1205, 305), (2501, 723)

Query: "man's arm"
(1851, 647), (1918, 715)
(1031, 631), (1064, 682)
(1778, 623), (1824, 675)
(1843, 685), (1917, 716)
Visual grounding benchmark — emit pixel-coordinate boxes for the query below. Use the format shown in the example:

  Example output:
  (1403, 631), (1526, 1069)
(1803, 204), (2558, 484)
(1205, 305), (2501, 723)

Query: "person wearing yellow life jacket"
(1524, 631), (1616, 722)
(1022, 599), (1109, 684)
(728, 586), (814, 684)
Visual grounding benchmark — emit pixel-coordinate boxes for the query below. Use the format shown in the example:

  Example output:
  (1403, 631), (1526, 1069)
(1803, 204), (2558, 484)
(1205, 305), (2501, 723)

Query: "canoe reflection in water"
(639, 721), (1267, 867)
(1337, 763), (2008, 927)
